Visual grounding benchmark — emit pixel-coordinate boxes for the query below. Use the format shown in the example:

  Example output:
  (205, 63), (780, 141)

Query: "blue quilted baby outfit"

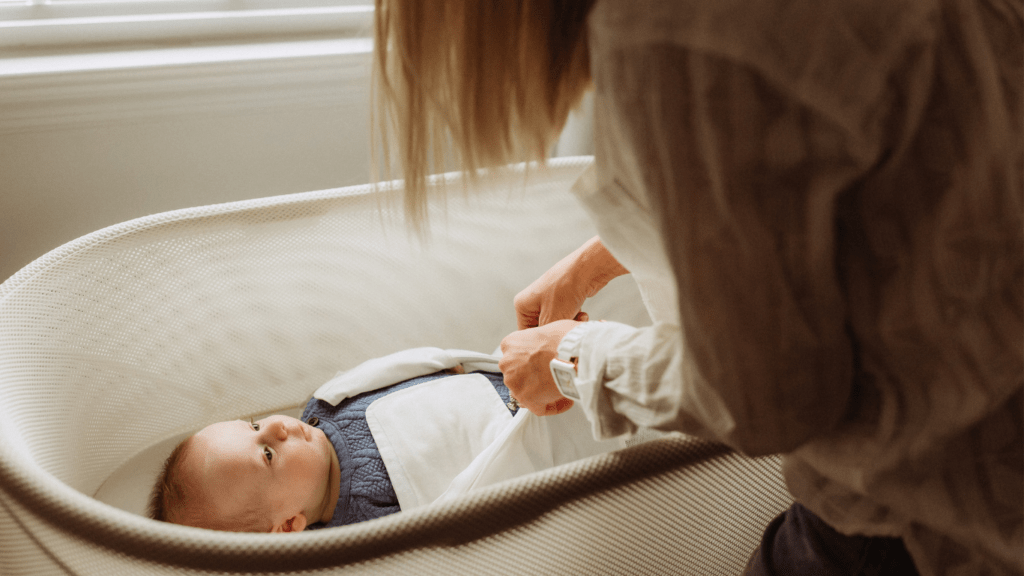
(301, 370), (513, 529)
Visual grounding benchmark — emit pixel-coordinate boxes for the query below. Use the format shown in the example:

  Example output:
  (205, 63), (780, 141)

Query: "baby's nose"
(272, 420), (289, 442)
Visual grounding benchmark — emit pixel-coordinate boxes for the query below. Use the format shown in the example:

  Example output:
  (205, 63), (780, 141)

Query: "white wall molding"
(0, 2), (372, 49)
(0, 38), (373, 134)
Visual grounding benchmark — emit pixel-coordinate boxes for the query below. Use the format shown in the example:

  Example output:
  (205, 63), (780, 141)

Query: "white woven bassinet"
(0, 156), (792, 575)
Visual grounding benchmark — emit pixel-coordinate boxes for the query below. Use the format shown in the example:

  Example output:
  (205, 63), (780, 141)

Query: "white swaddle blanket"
(313, 348), (626, 510)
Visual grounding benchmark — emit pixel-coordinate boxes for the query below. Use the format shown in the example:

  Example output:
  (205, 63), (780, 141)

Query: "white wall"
(0, 42), (593, 283)
(1, 106), (370, 280)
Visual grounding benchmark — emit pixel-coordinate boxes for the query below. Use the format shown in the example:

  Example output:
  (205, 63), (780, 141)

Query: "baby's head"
(148, 415), (340, 532)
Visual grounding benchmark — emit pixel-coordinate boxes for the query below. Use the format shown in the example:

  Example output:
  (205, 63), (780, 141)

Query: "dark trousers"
(744, 503), (920, 576)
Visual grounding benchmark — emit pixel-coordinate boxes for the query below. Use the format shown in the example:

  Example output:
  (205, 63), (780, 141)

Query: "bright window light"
(0, 0), (373, 50)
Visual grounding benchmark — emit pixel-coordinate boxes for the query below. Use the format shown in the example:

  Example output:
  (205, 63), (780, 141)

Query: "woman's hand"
(499, 319), (580, 415)
(514, 236), (628, 330)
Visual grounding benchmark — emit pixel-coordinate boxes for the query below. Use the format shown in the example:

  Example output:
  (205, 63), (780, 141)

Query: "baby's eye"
(250, 420), (260, 432)
(263, 447), (273, 462)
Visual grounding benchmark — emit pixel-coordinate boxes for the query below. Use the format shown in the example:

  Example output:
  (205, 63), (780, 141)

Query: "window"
(0, 0), (372, 51)
(0, 0), (375, 136)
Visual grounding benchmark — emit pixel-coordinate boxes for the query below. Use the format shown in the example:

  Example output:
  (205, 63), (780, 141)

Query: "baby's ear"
(271, 514), (307, 533)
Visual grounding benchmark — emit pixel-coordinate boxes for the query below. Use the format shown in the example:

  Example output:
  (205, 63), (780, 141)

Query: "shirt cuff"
(566, 321), (639, 441)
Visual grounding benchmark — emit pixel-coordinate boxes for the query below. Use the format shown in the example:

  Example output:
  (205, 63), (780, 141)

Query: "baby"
(148, 413), (341, 532)
(148, 367), (513, 532)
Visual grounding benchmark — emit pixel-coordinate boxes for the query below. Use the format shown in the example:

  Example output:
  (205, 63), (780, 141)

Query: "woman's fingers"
(513, 237), (627, 329)
(513, 289), (542, 330)
(499, 320), (579, 415)
(514, 282), (584, 329)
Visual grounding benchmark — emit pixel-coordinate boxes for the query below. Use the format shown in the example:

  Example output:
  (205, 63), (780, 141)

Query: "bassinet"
(0, 156), (792, 575)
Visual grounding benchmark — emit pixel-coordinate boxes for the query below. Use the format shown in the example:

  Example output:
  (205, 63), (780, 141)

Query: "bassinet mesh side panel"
(0, 157), (792, 575)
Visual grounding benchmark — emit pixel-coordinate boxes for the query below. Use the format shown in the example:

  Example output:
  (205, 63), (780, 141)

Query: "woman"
(372, 1), (1023, 574)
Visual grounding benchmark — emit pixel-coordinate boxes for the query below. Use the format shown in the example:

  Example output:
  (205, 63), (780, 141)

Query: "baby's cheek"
(314, 429), (334, 461)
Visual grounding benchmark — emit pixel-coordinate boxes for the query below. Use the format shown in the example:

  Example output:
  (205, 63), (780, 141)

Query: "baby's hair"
(147, 435), (197, 523)
(148, 433), (269, 532)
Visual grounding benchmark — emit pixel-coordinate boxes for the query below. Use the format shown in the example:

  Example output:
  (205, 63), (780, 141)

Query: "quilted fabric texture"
(303, 370), (512, 527)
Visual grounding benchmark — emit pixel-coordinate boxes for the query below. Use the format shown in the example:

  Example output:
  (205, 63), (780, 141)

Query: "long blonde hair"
(373, 0), (595, 229)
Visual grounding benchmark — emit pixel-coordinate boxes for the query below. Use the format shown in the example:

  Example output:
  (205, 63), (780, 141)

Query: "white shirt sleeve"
(570, 321), (733, 444)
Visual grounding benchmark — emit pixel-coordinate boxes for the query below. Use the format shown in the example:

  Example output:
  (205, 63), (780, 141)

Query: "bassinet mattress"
(0, 157), (793, 575)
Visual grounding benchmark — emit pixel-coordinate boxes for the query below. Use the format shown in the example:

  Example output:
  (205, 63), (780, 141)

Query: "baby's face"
(187, 415), (339, 532)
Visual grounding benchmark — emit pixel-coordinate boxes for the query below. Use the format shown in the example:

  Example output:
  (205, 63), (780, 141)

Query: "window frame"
(0, 0), (373, 50)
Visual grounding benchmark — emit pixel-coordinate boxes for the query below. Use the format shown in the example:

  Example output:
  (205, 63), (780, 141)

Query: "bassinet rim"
(0, 156), (587, 302)
(1, 420), (744, 571)
(0, 180), (372, 303)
